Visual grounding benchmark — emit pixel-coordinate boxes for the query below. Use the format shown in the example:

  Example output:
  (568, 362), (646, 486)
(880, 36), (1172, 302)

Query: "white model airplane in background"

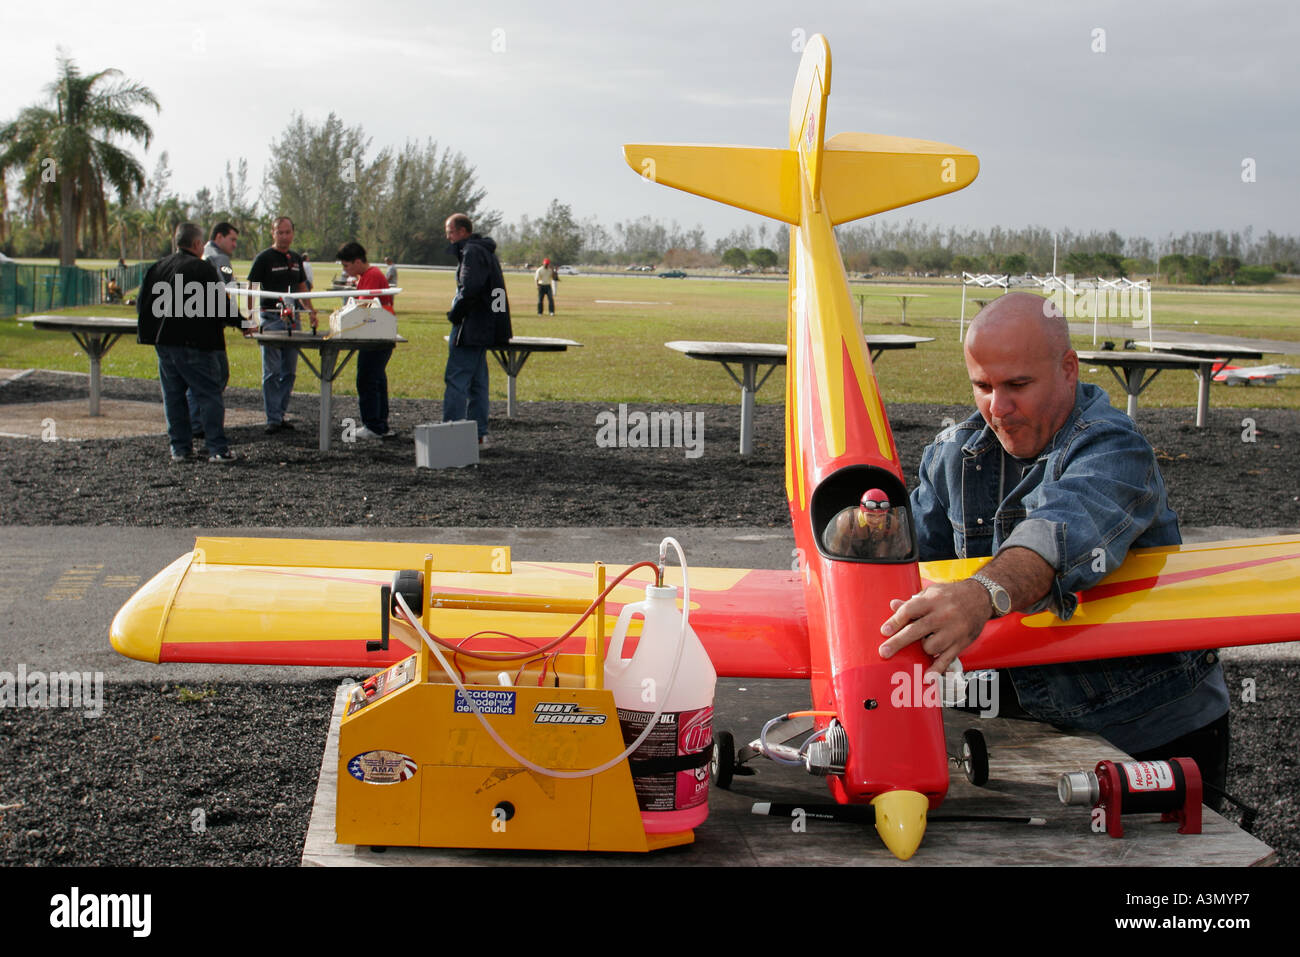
(239, 285), (402, 303)
(1213, 363), (1300, 385)
(237, 284), (402, 338)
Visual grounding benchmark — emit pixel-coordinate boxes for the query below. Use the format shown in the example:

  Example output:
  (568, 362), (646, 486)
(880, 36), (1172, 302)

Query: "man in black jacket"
(137, 222), (242, 463)
(442, 213), (512, 445)
(187, 221), (239, 437)
(247, 216), (316, 433)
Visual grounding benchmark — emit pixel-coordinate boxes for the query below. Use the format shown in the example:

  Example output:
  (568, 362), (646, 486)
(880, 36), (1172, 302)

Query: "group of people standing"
(136, 211), (513, 460)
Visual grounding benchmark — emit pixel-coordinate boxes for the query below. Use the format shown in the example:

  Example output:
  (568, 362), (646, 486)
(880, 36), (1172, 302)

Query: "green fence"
(0, 262), (148, 318)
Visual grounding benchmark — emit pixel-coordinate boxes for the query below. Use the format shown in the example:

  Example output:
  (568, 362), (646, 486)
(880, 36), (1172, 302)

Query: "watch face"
(975, 574), (1010, 616)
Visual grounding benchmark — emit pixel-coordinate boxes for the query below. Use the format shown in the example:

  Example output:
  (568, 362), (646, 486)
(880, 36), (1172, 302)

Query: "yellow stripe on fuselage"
(785, 239), (803, 509)
(794, 182), (894, 466)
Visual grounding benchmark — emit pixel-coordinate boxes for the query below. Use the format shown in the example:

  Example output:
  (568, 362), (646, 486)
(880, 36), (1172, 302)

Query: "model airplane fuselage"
(624, 34), (979, 855)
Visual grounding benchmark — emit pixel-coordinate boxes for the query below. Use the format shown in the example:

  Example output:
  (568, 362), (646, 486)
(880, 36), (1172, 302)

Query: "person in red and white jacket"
(336, 241), (395, 439)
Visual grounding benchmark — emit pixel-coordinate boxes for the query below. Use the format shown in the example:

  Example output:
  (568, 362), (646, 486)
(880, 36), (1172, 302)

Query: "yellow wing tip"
(108, 553), (192, 663)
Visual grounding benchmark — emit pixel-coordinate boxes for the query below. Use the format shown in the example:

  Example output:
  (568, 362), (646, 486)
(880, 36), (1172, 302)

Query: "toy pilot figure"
(823, 488), (906, 559)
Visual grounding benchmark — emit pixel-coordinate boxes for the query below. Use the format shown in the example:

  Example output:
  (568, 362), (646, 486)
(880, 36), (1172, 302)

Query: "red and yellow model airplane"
(110, 36), (1300, 860)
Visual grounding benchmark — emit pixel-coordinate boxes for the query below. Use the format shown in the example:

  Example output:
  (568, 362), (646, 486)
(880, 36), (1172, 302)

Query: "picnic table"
(254, 331), (406, 451)
(489, 337), (583, 416)
(666, 336), (933, 455)
(23, 315), (138, 416)
(863, 334), (935, 362)
(442, 336), (584, 417)
(1134, 340), (1265, 363)
(1077, 350), (1224, 427)
(853, 291), (930, 326)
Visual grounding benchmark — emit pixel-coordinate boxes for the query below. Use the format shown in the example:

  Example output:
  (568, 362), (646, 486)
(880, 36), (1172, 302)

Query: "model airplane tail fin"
(624, 35), (976, 224)
(789, 33), (831, 207)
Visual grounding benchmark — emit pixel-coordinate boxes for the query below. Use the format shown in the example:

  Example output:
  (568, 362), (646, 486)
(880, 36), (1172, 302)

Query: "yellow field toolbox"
(335, 543), (703, 853)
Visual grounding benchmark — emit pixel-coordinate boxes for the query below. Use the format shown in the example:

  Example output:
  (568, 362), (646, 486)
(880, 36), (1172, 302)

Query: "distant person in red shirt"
(337, 241), (396, 439)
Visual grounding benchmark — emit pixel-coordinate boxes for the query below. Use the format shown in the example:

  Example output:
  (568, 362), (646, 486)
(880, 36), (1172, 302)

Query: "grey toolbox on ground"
(414, 420), (479, 469)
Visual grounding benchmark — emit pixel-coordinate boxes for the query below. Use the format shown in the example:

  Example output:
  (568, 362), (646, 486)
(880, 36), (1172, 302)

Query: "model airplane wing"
(241, 286), (402, 301)
(109, 536), (810, 675)
(111, 534), (1300, 677)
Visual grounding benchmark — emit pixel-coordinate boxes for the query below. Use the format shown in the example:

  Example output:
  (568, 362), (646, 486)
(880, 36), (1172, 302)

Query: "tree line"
(3, 55), (1297, 289)
(831, 222), (1297, 284)
(1, 57), (494, 268)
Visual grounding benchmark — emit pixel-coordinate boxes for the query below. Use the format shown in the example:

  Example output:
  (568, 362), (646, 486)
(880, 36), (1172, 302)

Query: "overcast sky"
(4, 0), (1297, 247)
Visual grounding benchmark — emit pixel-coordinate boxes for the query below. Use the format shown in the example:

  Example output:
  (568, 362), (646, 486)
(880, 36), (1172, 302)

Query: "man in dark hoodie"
(188, 221), (239, 437)
(137, 222), (242, 463)
(442, 212), (512, 445)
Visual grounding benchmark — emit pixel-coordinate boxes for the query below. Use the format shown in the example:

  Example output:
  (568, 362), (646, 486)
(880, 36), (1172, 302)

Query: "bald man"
(880, 292), (1229, 801)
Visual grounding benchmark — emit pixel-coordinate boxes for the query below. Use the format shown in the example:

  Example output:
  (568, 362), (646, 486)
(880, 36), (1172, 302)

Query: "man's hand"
(879, 579), (992, 676)
(880, 546), (1058, 675)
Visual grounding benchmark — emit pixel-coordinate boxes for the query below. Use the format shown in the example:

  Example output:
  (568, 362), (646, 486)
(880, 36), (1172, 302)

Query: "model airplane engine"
(803, 719), (848, 776)
(329, 298), (397, 339)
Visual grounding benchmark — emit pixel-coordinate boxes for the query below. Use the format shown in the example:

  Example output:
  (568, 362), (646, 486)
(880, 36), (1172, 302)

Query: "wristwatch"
(970, 572), (1012, 618)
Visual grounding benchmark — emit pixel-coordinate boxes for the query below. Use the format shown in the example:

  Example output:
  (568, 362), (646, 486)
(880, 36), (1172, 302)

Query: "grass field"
(3, 264), (1298, 410)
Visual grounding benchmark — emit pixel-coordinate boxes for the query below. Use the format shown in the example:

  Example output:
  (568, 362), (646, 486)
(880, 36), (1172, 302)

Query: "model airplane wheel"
(961, 729), (989, 786)
(712, 730), (736, 790)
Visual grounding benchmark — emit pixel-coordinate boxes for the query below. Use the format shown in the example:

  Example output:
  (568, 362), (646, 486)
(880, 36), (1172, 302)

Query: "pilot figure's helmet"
(856, 488), (890, 527)
(860, 488), (890, 511)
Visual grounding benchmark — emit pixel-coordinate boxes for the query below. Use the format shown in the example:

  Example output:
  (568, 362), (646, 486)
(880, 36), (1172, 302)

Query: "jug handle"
(605, 602), (643, 676)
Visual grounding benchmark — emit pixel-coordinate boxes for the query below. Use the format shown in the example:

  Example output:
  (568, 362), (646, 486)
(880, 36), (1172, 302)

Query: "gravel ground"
(0, 371), (1296, 866)
(1, 371), (1297, 529)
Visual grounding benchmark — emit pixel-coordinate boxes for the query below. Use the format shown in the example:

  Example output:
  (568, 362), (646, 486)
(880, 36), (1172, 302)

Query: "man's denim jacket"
(910, 383), (1225, 747)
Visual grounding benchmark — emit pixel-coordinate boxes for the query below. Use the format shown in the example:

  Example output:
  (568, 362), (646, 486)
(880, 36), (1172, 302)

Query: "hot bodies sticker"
(533, 702), (607, 725)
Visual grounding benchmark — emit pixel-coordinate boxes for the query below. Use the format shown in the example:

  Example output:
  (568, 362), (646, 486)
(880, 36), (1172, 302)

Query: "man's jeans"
(358, 345), (394, 434)
(188, 346), (229, 433)
(443, 338), (489, 438)
(260, 312), (298, 424)
(157, 345), (227, 456)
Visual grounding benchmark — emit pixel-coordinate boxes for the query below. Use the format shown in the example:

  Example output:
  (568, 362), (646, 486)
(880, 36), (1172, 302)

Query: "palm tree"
(148, 196), (187, 258)
(0, 53), (158, 265)
(122, 204), (150, 260)
(107, 200), (133, 261)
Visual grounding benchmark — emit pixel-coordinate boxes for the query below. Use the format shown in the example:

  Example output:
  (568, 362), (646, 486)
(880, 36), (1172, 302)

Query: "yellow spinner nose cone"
(871, 789), (930, 860)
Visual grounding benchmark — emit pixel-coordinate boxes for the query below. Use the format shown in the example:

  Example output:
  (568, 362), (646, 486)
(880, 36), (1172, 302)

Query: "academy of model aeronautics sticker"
(347, 750), (417, 785)
(454, 689), (516, 714)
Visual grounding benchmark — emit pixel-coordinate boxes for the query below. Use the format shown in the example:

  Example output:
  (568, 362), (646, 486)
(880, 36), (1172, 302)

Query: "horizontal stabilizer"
(623, 144), (801, 224)
(822, 132), (979, 225)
